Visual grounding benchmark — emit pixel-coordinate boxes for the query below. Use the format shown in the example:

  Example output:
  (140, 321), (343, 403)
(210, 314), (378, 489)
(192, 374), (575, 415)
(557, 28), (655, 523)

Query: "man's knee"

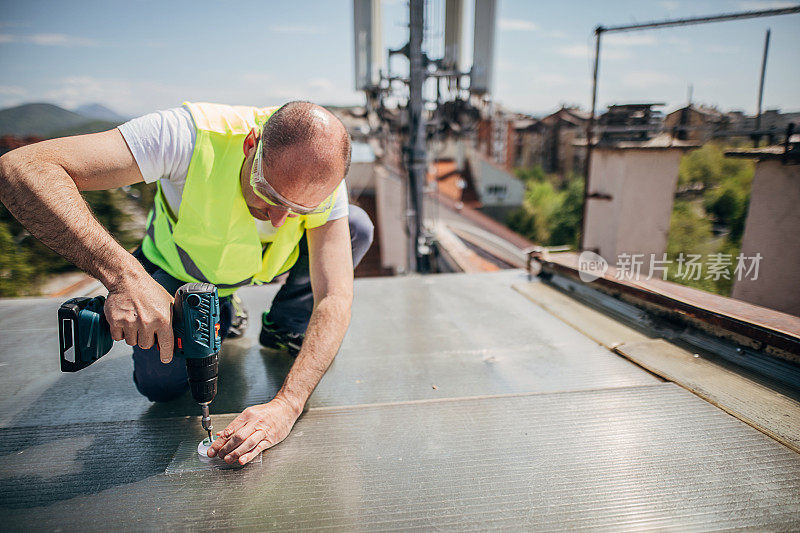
(135, 376), (188, 403)
(132, 346), (188, 403)
(348, 204), (374, 265)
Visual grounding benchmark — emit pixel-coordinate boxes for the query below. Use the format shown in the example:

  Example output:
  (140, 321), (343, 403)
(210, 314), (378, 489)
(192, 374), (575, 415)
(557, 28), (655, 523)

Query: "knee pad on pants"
(348, 204), (374, 266)
(132, 346), (189, 403)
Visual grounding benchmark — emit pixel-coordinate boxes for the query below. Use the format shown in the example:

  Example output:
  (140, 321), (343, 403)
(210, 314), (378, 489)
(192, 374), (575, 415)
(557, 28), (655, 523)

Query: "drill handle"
(58, 282), (220, 373)
(58, 295), (114, 372)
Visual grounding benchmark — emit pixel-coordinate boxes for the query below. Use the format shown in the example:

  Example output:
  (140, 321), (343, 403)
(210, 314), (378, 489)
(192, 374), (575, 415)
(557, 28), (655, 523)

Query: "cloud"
(497, 59), (515, 71)
(264, 77), (360, 105)
(499, 18), (538, 31)
(658, 1), (681, 10)
(708, 44), (740, 54)
(663, 35), (692, 52)
(537, 73), (568, 85)
(0, 21), (29, 29)
(497, 60), (536, 73)
(557, 44), (592, 58)
(8, 72), (364, 117)
(308, 78), (335, 91)
(29, 33), (97, 46)
(142, 39), (169, 49)
(0, 85), (25, 96)
(557, 43), (629, 60)
(43, 76), (132, 109)
(604, 33), (657, 46)
(737, 1), (800, 9)
(0, 32), (98, 46)
(267, 25), (322, 35)
(697, 79), (721, 88)
(34, 76), (205, 115)
(622, 70), (672, 89)
(555, 33), (660, 62)
(240, 72), (271, 85)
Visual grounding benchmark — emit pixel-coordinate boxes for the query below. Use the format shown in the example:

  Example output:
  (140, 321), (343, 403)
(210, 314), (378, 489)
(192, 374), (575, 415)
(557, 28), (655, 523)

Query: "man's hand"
(208, 396), (302, 465)
(104, 273), (175, 362)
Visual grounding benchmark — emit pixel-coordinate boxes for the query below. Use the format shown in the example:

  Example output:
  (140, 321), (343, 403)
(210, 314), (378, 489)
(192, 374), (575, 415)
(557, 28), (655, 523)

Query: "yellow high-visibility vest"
(140, 102), (335, 297)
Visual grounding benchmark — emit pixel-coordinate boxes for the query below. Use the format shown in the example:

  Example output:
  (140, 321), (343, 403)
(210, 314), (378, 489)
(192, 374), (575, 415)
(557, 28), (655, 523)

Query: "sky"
(0, 0), (797, 118)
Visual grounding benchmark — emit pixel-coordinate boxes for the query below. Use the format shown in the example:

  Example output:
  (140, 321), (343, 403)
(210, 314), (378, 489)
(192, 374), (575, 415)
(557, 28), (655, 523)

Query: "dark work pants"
(131, 205), (374, 402)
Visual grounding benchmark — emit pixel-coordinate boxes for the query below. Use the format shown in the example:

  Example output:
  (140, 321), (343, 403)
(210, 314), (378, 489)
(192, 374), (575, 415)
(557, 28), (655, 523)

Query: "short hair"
(261, 101), (352, 178)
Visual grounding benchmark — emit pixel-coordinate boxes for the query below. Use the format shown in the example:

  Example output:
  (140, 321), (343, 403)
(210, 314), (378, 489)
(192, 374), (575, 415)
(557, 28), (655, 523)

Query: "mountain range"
(0, 103), (128, 138)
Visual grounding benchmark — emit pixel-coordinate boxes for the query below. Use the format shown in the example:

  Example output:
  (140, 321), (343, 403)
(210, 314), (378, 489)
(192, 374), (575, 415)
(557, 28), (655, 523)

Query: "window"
(486, 185), (508, 199)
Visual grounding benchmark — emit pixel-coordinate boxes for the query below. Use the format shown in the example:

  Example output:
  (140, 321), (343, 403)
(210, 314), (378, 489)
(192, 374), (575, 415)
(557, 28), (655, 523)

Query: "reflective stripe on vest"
(140, 102), (336, 297)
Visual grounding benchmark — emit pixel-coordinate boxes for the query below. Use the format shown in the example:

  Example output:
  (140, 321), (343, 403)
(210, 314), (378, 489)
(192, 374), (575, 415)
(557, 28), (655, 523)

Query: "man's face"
(240, 132), (344, 228)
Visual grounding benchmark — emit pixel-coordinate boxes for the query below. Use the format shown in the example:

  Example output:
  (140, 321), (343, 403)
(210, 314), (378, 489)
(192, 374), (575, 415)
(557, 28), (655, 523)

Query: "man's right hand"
(104, 273), (175, 363)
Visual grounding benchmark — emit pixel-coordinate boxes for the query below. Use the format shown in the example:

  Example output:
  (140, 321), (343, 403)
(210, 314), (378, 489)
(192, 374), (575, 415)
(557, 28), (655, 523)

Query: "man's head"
(241, 101), (351, 227)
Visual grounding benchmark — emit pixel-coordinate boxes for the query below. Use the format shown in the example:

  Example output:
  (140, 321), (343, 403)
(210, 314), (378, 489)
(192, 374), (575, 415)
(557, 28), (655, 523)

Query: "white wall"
(470, 156), (524, 207)
(732, 159), (800, 316)
(583, 147), (683, 262)
(374, 166), (408, 274)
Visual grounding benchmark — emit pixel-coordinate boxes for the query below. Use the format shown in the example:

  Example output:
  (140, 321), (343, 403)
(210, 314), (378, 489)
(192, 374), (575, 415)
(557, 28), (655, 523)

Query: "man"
(0, 101), (373, 466)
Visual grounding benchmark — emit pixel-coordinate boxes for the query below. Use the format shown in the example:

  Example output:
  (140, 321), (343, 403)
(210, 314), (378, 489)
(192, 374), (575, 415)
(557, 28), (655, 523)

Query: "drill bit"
(200, 403), (213, 441)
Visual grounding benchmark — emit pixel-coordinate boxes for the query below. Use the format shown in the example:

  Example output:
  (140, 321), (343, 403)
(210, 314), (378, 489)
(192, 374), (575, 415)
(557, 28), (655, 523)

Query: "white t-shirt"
(118, 105), (348, 241)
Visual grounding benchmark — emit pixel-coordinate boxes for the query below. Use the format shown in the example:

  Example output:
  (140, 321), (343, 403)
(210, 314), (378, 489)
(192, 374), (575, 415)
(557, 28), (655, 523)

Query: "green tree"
(665, 200), (721, 294)
(507, 169), (583, 247)
(0, 222), (38, 296)
(666, 143), (755, 296)
(0, 188), (138, 296)
(131, 182), (156, 212)
(704, 183), (748, 240)
(667, 200), (716, 257)
(514, 165), (546, 183)
(678, 142), (754, 189)
(549, 174), (583, 248)
(82, 190), (125, 236)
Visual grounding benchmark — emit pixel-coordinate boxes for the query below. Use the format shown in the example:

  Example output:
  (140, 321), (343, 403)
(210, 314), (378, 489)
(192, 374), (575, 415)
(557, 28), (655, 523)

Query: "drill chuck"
(185, 353), (219, 404)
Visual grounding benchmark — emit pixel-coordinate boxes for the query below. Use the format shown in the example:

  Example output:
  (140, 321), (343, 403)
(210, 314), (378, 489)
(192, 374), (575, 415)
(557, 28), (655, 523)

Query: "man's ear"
(243, 128), (257, 156)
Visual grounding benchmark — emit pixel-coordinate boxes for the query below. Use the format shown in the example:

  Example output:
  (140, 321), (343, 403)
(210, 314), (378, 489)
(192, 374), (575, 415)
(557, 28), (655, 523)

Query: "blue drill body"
(58, 282), (221, 437)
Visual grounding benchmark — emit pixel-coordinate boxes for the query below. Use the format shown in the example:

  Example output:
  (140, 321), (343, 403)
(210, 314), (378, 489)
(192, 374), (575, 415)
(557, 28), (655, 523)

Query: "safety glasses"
(249, 136), (334, 216)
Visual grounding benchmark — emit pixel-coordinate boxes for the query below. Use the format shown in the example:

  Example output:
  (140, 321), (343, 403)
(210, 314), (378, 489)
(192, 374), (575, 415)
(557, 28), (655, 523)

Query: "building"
(664, 104), (732, 142)
(465, 148), (525, 222)
(665, 105), (800, 143)
(599, 103), (665, 143)
(475, 105), (518, 171)
(511, 106), (589, 177)
(426, 159), (480, 208)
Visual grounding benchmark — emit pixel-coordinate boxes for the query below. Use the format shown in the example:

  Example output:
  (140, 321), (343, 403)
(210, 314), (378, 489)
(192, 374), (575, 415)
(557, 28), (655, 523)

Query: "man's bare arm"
(0, 129), (175, 359)
(276, 216), (354, 412)
(209, 216), (354, 464)
(0, 130), (144, 288)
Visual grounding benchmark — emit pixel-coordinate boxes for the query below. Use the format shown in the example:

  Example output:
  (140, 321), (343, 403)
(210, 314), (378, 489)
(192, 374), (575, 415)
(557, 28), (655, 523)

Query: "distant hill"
(48, 120), (121, 138)
(0, 103), (89, 137)
(0, 102), (124, 138)
(73, 103), (127, 122)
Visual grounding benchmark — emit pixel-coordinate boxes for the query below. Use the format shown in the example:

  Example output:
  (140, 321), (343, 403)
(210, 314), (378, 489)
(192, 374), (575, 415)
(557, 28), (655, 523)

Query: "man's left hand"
(207, 396), (301, 465)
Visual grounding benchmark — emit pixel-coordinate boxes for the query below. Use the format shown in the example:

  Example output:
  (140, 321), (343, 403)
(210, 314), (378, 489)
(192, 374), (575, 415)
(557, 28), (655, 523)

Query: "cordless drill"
(58, 282), (222, 440)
